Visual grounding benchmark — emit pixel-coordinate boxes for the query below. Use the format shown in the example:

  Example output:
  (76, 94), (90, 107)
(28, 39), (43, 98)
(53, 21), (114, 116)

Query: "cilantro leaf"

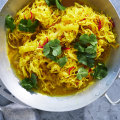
(18, 19), (28, 32)
(43, 39), (61, 57)
(92, 63), (108, 80)
(55, 0), (66, 10)
(27, 19), (32, 27)
(74, 42), (85, 52)
(49, 39), (60, 48)
(18, 19), (39, 33)
(85, 53), (96, 58)
(52, 45), (61, 56)
(29, 20), (39, 32)
(79, 34), (90, 45)
(89, 34), (97, 46)
(45, 0), (66, 10)
(87, 58), (95, 68)
(20, 83), (33, 91)
(85, 45), (97, 54)
(74, 34), (97, 68)
(77, 67), (88, 80)
(20, 73), (38, 91)
(43, 43), (50, 56)
(43, 39), (67, 67)
(30, 73), (38, 88)
(46, 54), (58, 62)
(45, 0), (56, 6)
(57, 56), (67, 67)
(5, 15), (16, 32)
(77, 52), (87, 66)
(79, 34), (97, 46)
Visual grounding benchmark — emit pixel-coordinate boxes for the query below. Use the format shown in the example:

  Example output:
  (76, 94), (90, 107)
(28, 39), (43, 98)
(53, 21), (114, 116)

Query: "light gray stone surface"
(0, 79), (119, 120)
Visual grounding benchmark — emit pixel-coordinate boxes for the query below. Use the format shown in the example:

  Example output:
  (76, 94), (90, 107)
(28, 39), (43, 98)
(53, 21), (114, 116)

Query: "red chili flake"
(24, 15), (26, 19)
(89, 68), (92, 72)
(84, 66), (87, 69)
(109, 19), (115, 28)
(61, 34), (65, 39)
(38, 37), (49, 48)
(98, 19), (102, 30)
(62, 47), (70, 50)
(43, 42), (46, 46)
(49, 23), (56, 28)
(48, 20), (60, 28)
(46, 37), (48, 43)
(38, 43), (43, 48)
(69, 67), (75, 75)
(43, 37), (49, 46)
(79, 1), (84, 5)
(30, 11), (33, 19)
(76, 82), (79, 86)
(83, 18), (86, 20)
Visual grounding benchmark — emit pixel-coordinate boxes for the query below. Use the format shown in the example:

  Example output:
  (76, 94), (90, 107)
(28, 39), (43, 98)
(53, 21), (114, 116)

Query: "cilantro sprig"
(18, 19), (39, 33)
(92, 63), (108, 80)
(55, 0), (66, 10)
(74, 34), (97, 68)
(77, 67), (88, 80)
(5, 15), (39, 33)
(43, 39), (62, 58)
(43, 39), (67, 67)
(5, 15), (16, 32)
(75, 34), (108, 80)
(20, 73), (38, 91)
(57, 56), (67, 67)
(45, 0), (66, 10)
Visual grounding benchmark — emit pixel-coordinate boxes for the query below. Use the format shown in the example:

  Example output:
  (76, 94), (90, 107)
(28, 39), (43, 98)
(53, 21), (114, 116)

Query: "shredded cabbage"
(7, 0), (118, 96)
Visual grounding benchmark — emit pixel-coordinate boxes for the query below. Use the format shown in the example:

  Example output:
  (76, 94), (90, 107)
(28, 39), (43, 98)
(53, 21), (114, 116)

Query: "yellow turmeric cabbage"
(7, 0), (118, 96)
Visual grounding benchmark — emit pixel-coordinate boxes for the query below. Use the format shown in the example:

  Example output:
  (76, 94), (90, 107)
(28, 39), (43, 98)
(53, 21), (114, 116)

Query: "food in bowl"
(5, 0), (118, 96)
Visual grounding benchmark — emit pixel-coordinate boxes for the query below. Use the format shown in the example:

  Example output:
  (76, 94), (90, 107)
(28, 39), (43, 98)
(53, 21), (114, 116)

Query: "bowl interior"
(0, 0), (120, 111)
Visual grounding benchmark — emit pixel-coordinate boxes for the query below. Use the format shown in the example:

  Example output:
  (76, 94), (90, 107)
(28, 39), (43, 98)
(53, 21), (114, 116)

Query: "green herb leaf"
(43, 39), (67, 67)
(87, 58), (95, 68)
(89, 34), (97, 46)
(18, 19), (29, 32)
(57, 56), (67, 67)
(20, 73), (38, 91)
(5, 15), (16, 32)
(49, 39), (61, 56)
(43, 43), (50, 56)
(55, 0), (66, 10)
(30, 73), (37, 88)
(92, 63), (108, 80)
(27, 19), (32, 27)
(43, 39), (61, 57)
(85, 45), (97, 54)
(45, 0), (66, 10)
(18, 19), (39, 33)
(21, 83), (33, 91)
(49, 39), (60, 48)
(79, 34), (90, 45)
(74, 42), (85, 52)
(45, 0), (56, 6)
(79, 34), (97, 46)
(85, 53), (96, 58)
(52, 45), (61, 56)
(75, 34), (97, 67)
(77, 53), (87, 66)
(46, 54), (58, 62)
(77, 67), (88, 80)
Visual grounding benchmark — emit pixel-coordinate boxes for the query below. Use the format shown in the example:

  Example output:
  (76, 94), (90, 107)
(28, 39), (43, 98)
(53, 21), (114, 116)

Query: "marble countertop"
(0, 79), (120, 120)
